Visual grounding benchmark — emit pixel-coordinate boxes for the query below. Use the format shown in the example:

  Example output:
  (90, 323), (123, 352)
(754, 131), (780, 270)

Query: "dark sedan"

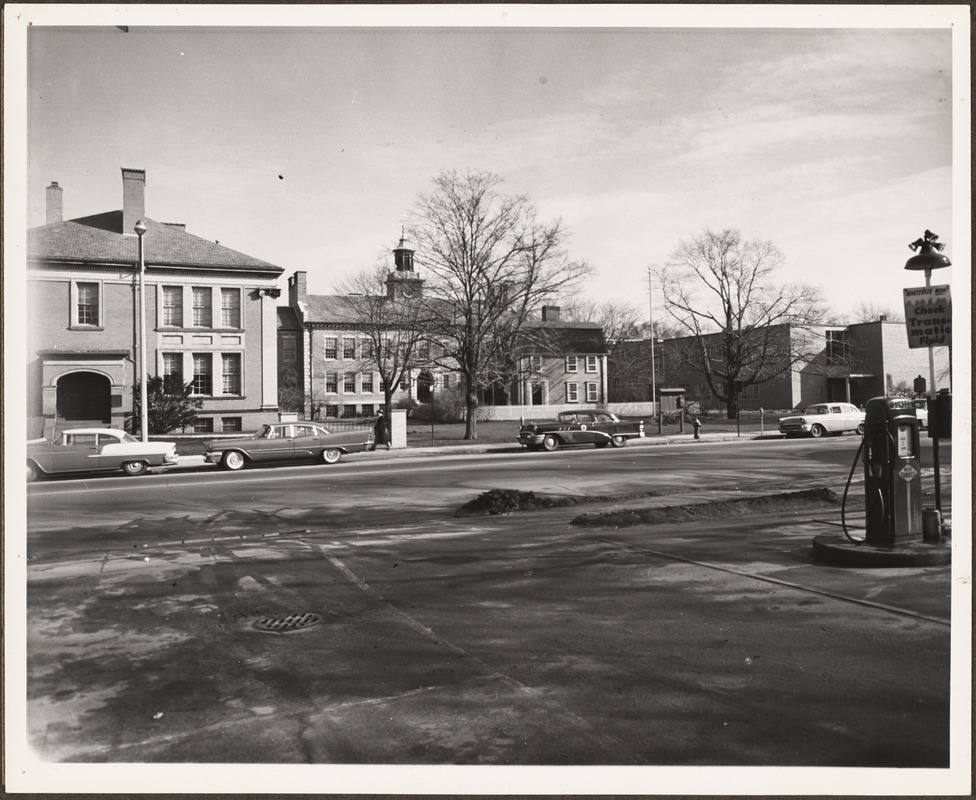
(204, 421), (373, 471)
(518, 409), (645, 451)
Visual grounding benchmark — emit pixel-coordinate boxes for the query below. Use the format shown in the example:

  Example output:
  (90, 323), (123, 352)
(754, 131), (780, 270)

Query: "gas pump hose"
(840, 436), (868, 544)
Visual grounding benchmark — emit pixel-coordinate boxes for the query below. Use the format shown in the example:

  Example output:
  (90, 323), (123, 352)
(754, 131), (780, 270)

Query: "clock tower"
(386, 230), (425, 300)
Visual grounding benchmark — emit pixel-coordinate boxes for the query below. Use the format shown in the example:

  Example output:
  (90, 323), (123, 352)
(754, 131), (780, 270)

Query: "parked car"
(518, 410), (645, 451)
(204, 421), (373, 471)
(27, 428), (179, 482)
(778, 403), (865, 438)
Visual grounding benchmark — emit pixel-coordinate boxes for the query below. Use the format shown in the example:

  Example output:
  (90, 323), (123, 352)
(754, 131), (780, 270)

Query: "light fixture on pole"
(135, 219), (149, 443)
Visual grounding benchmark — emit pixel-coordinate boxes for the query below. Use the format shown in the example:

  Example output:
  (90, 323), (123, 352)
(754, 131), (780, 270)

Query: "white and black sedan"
(27, 428), (179, 481)
(778, 403), (865, 438)
(518, 410), (645, 451)
(204, 421), (373, 471)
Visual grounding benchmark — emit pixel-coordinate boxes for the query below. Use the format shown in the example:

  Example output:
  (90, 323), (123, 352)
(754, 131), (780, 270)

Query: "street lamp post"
(135, 220), (149, 443)
(647, 267), (657, 414)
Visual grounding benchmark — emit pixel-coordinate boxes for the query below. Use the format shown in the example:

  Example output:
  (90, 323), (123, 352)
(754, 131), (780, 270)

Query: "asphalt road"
(17, 436), (957, 784)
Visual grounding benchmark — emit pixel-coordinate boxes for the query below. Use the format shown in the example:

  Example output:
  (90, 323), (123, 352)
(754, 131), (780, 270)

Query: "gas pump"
(861, 397), (922, 545)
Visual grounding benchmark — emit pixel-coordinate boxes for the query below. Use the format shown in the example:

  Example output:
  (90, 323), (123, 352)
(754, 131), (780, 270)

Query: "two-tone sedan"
(778, 403), (865, 438)
(27, 428), (179, 482)
(204, 421), (373, 471)
(518, 409), (645, 451)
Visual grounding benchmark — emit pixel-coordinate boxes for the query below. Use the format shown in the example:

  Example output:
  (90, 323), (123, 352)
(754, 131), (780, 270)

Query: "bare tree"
(410, 169), (592, 438)
(559, 299), (643, 348)
(659, 228), (828, 418)
(335, 265), (432, 418)
(849, 301), (904, 324)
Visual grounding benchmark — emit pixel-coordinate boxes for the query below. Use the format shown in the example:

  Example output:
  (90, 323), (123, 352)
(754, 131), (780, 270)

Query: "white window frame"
(565, 355), (578, 373)
(342, 336), (357, 360)
(530, 355), (543, 372)
(324, 372), (338, 393)
(162, 286), (183, 327)
(220, 287), (241, 329)
(323, 336), (338, 360)
(162, 352), (183, 382)
(585, 356), (598, 373)
(70, 280), (103, 328)
(361, 372), (374, 394)
(585, 381), (599, 403)
(221, 352), (242, 395)
(343, 371), (356, 393)
(192, 287), (213, 328)
(566, 382), (579, 403)
(190, 353), (213, 396)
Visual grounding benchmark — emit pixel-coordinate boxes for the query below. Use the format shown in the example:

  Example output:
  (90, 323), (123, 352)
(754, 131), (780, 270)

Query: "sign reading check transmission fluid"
(903, 285), (951, 348)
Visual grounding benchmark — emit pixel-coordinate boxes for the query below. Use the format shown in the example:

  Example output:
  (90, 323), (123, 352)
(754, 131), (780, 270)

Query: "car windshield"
(120, 433), (138, 443)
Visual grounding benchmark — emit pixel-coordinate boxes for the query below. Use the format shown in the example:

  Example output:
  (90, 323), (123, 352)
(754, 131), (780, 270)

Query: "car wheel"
(542, 434), (560, 452)
(321, 448), (342, 465)
(27, 460), (41, 482)
(610, 434), (627, 448)
(856, 423), (865, 436)
(122, 460), (148, 477)
(221, 450), (246, 471)
(810, 424), (825, 438)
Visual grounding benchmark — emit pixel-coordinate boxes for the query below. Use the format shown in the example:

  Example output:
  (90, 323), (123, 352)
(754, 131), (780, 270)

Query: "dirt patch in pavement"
(455, 488), (659, 517)
(568, 487), (840, 528)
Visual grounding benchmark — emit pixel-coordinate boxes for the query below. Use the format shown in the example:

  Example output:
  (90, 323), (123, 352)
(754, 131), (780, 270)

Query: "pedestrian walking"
(370, 409), (391, 451)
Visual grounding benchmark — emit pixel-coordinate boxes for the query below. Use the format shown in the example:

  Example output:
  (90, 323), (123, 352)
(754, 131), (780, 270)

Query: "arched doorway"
(416, 370), (434, 404)
(57, 371), (111, 425)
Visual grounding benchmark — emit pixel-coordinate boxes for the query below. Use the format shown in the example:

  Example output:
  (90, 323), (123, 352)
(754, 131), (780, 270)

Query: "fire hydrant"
(693, 418), (702, 440)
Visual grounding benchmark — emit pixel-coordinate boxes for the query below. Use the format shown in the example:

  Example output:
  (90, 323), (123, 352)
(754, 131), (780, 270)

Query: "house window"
(162, 353), (183, 381)
(585, 356), (598, 373)
(192, 287), (212, 327)
(75, 282), (100, 326)
(585, 382), (599, 403)
(220, 288), (241, 328)
(361, 372), (374, 393)
(221, 417), (243, 433)
(162, 286), (183, 326)
(193, 417), (214, 433)
(324, 372), (338, 393)
(565, 355), (578, 373)
(222, 353), (242, 395)
(343, 372), (356, 393)
(190, 353), (213, 395)
(342, 337), (356, 359)
(566, 382), (579, 403)
(324, 404), (339, 419)
(323, 336), (338, 360)
(530, 355), (543, 372)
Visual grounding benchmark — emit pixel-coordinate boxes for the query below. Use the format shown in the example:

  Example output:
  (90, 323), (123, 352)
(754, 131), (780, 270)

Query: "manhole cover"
(252, 612), (322, 635)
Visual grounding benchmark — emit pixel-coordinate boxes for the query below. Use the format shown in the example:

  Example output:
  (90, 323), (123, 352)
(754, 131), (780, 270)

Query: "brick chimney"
(541, 305), (561, 322)
(121, 167), (146, 235)
(45, 181), (63, 224)
(288, 271), (308, 306)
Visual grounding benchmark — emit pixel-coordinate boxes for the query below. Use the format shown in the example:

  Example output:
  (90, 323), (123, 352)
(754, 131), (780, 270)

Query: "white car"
(778, 403), (865, 438)
(27, 428), (179, 481)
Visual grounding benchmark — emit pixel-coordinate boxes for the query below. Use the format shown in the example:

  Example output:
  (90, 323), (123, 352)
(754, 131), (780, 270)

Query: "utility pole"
(647, 267), (657, 413)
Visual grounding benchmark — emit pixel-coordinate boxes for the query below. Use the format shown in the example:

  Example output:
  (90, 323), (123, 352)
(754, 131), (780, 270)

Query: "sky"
(16, 6), (966, 323)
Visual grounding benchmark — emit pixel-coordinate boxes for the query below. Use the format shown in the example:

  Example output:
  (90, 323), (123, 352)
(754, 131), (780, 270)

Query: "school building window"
(162, 352), (183, 381)
(221, 417), (243, 433)
(361, 339), (373, 358)
(324, 404), (339, 419)
(361, 372), (374, 393)
(192, 287), (212, 327)
(361, 403), (375, 416)
(193, 417), (214, 433)
(162, 286), (183, 326)
(220, 288), (241, 328)
(566, 382), (579, 403)
(71, 281), (101, 327)
(342, 337), (356, 359)
(323, 337), (338, 359)
(190, 353), (213, 395)
(282, 334), (297, 363)
(343, 372), (356, 393)
(342, 404), (357, 417)
(222, 353), (242, 395)
(324, 372), (338, 393)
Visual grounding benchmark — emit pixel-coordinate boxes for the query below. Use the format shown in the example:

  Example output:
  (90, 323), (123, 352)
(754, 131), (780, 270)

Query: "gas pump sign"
(903, 285), (951, 348)
(896, 425), (912, 457)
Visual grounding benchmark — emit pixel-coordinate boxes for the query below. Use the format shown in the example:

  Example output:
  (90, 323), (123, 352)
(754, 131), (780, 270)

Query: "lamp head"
(134, 219), (147, 237)
(905, 230), (951, 271)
